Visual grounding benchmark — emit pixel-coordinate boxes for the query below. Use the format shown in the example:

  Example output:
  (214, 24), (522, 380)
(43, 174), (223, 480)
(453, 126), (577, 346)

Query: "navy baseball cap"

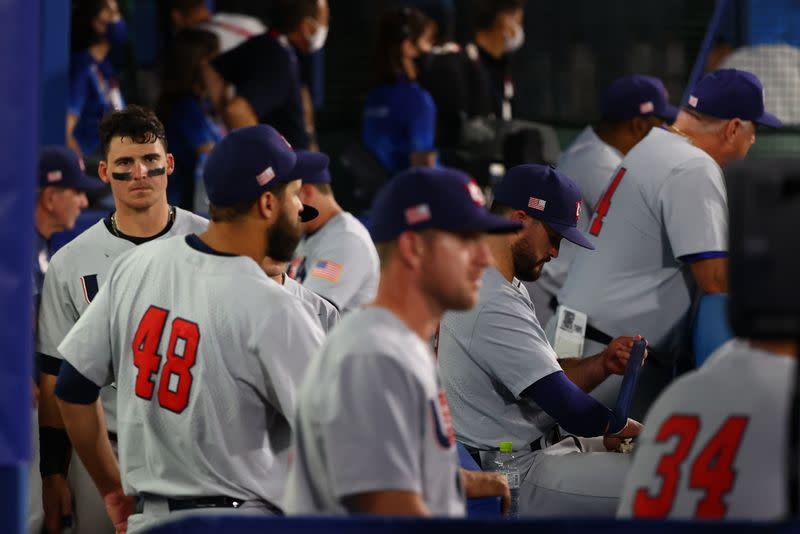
(493, 164), (595, 250)
(369, 167), (522, 242)
(203, 125), (322, 221)
(601, 75), (678, 122)
(686, 69), (782, 128)
(39, 146), (104, 191)
(291, 150), (332, 184)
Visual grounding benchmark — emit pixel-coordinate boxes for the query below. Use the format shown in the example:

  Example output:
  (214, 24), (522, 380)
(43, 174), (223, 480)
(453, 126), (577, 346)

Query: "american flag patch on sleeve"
(310, 260), (343, 282)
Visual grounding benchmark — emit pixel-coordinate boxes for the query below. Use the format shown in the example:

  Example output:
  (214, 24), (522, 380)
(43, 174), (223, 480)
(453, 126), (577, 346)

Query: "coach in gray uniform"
(286, 167), (518, 515)
(37, 107), (208, 534)
(287, 150), (379, 313)
(439, 164), (643, 517)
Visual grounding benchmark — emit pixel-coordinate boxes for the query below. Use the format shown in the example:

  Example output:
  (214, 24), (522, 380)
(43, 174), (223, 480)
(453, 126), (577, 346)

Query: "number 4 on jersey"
(133, 305), (200, 414)
(633, 414), (749, 519)
(590, 167), (626, 236)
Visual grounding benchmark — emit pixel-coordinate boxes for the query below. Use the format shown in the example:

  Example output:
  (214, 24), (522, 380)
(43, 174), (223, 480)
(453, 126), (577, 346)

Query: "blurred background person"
(169, 0), (266, 54)
(67, 0), (128, 159)
(157, 28), (224, 213)
(362, 7), (437, 174)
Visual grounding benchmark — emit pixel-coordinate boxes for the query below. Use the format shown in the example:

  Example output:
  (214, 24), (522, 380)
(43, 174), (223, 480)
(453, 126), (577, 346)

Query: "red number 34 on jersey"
(632, 414), (750, 519)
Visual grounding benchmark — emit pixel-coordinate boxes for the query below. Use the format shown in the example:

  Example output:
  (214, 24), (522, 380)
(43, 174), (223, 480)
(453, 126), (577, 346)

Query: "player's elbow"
(55, 362), (101, 405)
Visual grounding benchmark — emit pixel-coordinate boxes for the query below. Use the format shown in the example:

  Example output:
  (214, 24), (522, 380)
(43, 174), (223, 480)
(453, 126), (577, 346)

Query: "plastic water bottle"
(493, 441), (520, 518)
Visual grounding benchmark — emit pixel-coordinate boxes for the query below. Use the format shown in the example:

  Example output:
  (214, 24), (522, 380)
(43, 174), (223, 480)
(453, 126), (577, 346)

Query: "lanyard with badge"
(89, 63), (124, 111)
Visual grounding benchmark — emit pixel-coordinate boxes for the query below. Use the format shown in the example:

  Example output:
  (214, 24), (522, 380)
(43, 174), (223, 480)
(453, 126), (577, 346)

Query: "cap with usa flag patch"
(685, 69), (782, 128)
(493, 164), (595, 250)
(203, 125), (324, 221)
(369, 167), (521, 242)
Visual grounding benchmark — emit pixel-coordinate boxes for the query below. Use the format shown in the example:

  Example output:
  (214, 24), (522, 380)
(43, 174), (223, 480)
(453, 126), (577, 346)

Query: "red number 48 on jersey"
(632, 414), (750, 519)
(132, 305), (200, 414)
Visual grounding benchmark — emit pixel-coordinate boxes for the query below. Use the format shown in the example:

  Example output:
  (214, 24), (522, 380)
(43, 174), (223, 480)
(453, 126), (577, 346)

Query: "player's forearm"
(57, 399), (122, 496)
(461, 469), (511, 513)
(558, 354), (609, 392)
(38, 373), (67, 428)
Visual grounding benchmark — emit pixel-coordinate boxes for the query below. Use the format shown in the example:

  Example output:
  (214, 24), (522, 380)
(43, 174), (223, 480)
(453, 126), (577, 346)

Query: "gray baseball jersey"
(528, 126), (623, 325)
(285, 307), (466, 516)
(617, 339), (792, 520)
(287, 212), (379, 313)
(37, 208), (208, 433)
(438, 266), (561, 450)
(282, 274), (340, 333)
(555, 127), (728, 355)
(58, 234), (325, 505)
(439, 266), (633, 517)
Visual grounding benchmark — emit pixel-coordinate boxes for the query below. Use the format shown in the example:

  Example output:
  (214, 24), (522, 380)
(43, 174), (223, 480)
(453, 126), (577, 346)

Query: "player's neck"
(373, 272), (442, 341)
(113, 202), (171, 238)
(475, 31), (504, 59)
(487, 235), (515, 283)
(304, 200), (342, 234)
(596, 125), (636, 155)
(749, 340), (798, 357)
(35, 208), (60, 240)
(199, 222), (267, 264)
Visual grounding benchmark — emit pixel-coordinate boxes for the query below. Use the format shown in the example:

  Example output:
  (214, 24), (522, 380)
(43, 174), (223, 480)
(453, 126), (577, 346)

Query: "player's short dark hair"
(270, 0), (320, 33)
(489, 200), (514, 216)
(375, 240), (397, 268)
(373, 7), (431, 85)
(473, 0), (527, 31)
(208, 182), (291, 223)
(99, 106), (168, 159)
(208, 198), (258, 223)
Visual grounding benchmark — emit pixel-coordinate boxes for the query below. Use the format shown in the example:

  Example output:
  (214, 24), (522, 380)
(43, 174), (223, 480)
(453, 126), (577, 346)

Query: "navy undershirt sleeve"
(55, 362), (101, 404)
(522, 371), (623, 437)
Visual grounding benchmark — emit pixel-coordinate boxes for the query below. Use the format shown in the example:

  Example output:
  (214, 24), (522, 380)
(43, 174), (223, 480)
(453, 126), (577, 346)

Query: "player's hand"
(42, 474), (73, 534)
(103, 489), (135, 534)
(603, 418), (643, 451)
(602, 335), (647, 376)
(460, 468), (511, 515)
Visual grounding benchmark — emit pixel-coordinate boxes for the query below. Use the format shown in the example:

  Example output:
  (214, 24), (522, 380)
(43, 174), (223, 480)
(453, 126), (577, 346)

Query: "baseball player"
(287, 150), (380, 313)
(285, 167), (518, 516)
(618, 336), (796, 519)
(529, 75), (678, 328)
(36, 107), (208, 534)
(262, 256), (340, 333)
(54, 124), (326, 534)
(438, 164), (644, 517)
(551, 69), (782, 417)
(30, 146), (105, 534)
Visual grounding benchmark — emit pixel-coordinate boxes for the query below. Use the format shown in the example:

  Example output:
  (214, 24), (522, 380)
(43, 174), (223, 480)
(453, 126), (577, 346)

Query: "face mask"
(504, 22), (525, 53)
(105, 19), (128, 47)
(306, 18), (329, 52)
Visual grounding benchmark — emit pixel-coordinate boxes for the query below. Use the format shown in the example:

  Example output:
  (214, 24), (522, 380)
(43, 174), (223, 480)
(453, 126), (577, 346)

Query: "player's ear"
(724, 118), (742, 143)
(165, 153), (175, 176)
(396, 231), (422, 270)
(257, 191), (276, 220)
(97, 160), (111, 184)
(509, 209), (527, 223)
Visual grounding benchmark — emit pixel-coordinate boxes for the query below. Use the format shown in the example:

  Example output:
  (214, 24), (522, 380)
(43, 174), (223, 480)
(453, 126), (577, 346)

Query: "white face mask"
(306, 18), (329, 52)
(504, 22), (525, 53)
